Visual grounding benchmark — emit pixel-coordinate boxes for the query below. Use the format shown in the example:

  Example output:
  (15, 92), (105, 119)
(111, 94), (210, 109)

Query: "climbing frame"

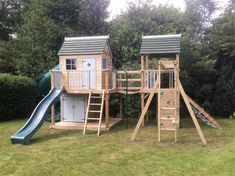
(158, 60), (178, 143)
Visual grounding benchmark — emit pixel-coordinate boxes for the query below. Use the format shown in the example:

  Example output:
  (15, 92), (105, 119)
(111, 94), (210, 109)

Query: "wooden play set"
(50, 34), (221, 144)
(11, 34), (221, 145)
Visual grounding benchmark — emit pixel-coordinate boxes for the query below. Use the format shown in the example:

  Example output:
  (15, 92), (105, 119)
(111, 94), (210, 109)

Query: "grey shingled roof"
(58, 35), (109, 55)
(140, 34), (181, 54)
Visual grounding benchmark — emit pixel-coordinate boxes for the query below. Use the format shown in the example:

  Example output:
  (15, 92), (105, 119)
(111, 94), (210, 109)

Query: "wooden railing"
(51, 69), (174, 93)
(51, 69), (116, 92)
(115, 70), (159, 91)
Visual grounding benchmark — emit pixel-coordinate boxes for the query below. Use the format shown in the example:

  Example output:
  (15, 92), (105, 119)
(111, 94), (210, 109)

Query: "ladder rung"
(91, 96), (102, 98)
(90, 103), (102, 106)
(89, 110), (101, 113)
(160, 118), (176, 120)
(160, 128), (176, 131)
(87, 118), (100, 120)
(160, 107), (176, 110)
(117, 79), (141, 82)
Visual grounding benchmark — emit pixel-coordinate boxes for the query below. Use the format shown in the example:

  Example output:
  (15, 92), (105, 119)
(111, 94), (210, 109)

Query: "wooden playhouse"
(50, 34), (221, 143)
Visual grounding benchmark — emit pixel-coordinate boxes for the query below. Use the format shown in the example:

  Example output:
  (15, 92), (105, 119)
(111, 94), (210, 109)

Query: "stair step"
(89, 110), (101, 113)
(87, 118), (100, 120)
(90, 103), (102, 106)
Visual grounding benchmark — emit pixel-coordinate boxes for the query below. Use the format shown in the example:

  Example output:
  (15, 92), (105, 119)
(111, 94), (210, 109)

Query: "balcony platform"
(50, 118), (122, 131)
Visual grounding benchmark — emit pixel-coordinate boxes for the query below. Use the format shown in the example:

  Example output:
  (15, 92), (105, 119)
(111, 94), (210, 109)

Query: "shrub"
(0, 73), (38, 121)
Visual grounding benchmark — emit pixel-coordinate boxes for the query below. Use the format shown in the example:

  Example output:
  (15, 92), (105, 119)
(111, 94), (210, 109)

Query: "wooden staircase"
(83, 90), (105, 136)
(187, 96), (221, 129)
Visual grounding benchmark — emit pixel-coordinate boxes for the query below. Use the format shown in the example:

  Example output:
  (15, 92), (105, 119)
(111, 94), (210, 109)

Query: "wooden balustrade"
(50, 69), (174, 93)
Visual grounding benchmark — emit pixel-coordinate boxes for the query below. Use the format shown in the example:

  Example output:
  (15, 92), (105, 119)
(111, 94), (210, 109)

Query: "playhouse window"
(66, 59), (76, 70)
(102, 58), (107, 69)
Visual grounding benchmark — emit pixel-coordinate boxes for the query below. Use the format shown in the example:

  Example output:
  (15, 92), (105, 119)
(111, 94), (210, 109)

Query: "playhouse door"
(62, 96), (74, 122)
(81, 59), (96, 89)
(73, 97), (86, 122)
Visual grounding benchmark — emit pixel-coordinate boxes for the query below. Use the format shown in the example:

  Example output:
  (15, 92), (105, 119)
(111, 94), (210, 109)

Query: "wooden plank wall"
(102, 45), (113, 89)
(59, 54), (102, 90)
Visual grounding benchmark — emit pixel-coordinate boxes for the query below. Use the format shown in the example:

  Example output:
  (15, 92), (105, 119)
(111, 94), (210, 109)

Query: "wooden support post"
(130, 77), (159, 141)
(105, 70), (110, 129)
(174, 62), (177, 143)
(145, 55), (149, 121)
(156, 94), (158, 124)
(176, 54), (180, 128)
(141, 93), (144, 126)
(178, 81), (207, 145)
(141, 55), (145, 127)
(157, 64), (161, 143)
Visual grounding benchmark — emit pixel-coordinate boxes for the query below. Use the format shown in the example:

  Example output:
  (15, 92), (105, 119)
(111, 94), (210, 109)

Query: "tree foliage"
(110, 2), (184, 68)
(206, 2), (235, 116)
(0, 0), (234, 117)
(16, 0), (110, 79)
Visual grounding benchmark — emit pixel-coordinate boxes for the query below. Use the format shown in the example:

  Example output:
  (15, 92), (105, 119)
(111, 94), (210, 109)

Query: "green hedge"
(0, 73), (38, 121)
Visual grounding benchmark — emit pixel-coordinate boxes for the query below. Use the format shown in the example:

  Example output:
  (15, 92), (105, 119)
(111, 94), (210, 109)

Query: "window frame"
(66, 58), (76, 70)
(102, 58), (107, 69)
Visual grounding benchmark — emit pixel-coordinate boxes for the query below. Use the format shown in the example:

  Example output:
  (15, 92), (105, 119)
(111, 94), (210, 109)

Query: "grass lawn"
(0, 118), (235, 176)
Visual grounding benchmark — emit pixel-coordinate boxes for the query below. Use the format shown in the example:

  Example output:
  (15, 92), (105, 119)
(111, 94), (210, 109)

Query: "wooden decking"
(50, 118), (122, 131)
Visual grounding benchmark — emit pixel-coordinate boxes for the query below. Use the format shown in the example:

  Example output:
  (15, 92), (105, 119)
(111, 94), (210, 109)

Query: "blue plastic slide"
(10, 87), (64, 145)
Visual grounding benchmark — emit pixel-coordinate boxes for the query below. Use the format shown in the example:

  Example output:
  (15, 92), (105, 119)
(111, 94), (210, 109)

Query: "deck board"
(51, 118), (122, 131)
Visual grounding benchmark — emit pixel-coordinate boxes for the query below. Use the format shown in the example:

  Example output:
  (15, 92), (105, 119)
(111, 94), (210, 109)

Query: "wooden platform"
(50, 118), (122, 131)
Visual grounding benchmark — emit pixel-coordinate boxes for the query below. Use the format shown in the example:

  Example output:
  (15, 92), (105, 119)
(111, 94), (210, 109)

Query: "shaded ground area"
(0, 118), (234, 176)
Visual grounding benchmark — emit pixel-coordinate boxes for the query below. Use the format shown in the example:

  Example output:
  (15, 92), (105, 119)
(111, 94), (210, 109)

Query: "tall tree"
(110, 2), (184, 68)
(184, 0), (216, 41)
(0, 0), (24, 41)
(16, 0), (110, 79)
(179, 0), (217, 111)
(206, 0), (235, 116)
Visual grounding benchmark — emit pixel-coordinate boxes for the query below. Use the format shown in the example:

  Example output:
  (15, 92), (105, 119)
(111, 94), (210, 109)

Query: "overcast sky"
(108, 0), (229, 19)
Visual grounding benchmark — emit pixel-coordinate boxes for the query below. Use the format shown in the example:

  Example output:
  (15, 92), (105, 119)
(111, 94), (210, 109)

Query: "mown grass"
(0, 118), (235, 176)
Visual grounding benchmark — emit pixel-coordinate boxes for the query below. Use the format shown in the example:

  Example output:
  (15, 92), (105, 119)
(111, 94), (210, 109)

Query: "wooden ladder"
(83, 90), (105, 136)
(187, 96), (222, 129)
(157, 61), (178, 143)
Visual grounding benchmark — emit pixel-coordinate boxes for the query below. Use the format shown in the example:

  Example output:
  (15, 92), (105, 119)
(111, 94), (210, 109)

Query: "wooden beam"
(117, 70), (141, 74)
(141, 55), (145, 126)
(178, 81), (207, 145)
(157, 64), (161, 143)
(145, 55), (149, 121)
(141, 93), (145, 127)
(174, 62), (177, 143)
(176, 54), (180, 128)
(130, 76), (159, 141)
(105, 94), (110, 129)
(105, 70), (110, 129)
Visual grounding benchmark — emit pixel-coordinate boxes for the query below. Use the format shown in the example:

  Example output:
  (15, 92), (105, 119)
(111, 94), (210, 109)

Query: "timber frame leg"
(105, 93), (110, 130)
(178, 81), (207, 145)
